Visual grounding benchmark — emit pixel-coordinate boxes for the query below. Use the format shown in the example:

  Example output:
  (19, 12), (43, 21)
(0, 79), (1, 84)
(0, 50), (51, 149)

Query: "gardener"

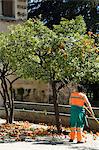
(69, 84), (94, 143)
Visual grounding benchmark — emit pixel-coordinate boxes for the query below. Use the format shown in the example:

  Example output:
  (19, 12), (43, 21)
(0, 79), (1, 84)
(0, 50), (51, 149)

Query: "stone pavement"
(0, 135), (99, 150)
(0, 118), (99, 150)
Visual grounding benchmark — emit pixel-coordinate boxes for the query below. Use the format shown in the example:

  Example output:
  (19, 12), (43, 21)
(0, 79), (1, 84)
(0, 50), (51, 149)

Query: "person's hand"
(90, 112), (95, 117)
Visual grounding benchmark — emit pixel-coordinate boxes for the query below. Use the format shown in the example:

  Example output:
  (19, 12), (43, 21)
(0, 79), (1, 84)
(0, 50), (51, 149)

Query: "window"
(2, 0), (13, 17)
(0, 0), (15, 18)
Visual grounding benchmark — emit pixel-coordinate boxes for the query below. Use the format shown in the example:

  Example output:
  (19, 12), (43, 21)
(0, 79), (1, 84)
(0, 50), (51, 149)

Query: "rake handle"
(84, 105), (99, 124)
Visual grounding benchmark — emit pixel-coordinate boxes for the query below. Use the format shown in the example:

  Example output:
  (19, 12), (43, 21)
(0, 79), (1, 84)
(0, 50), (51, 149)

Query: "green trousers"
(70, 105), (86, 128)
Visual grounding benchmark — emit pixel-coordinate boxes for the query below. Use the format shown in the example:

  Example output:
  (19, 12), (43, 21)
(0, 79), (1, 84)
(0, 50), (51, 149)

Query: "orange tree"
(0, 33), (20, 123)
(4, 19), (66, 132)
(1, 16), (98, 130)
(53, 16), (99, 84)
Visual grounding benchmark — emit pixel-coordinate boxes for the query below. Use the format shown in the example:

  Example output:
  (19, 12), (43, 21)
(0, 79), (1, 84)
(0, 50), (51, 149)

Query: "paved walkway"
(0, 119), (99, 150)
(0, 140), (99, 150)
(0, 135), (99, 150)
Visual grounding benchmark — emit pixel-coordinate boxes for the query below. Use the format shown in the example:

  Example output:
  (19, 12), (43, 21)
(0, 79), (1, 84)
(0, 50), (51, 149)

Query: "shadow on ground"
(32, 140), (99, 150)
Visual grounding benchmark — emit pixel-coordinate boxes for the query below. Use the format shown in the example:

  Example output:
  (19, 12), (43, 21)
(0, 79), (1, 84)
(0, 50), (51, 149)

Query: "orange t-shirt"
(69, 92), (88, 107)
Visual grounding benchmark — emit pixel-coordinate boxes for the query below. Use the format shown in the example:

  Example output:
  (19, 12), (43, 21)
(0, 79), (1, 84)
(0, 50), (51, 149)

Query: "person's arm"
(84, 95), (95, 116)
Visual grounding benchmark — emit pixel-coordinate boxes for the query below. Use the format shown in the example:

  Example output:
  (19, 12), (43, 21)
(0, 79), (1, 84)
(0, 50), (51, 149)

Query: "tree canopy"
(2, 15), (98, 84)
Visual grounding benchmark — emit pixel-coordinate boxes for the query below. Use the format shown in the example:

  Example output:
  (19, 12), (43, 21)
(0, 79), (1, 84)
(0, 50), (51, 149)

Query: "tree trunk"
(9, 84), (14, 123)
(0, 64), (20, 124)
(9, 106), (14, 123)
(3, 77), (12, 123)
(0, 76), (14, 123)
(3, 99), (9, 123)
(51, 81), (61, 133)
(1, 79), (9, 123)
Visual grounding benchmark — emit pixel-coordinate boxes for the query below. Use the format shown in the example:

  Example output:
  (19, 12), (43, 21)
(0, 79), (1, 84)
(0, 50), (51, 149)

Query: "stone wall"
(0, 74), (71, 105)
(0, 20), (22, 32)
(0, 107), (99, 131)
(12, 77), (49, 103)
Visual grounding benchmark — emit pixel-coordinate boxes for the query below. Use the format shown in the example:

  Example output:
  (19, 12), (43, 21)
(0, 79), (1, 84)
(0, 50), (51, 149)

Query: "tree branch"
(5, 69), (17, 77)
(0, 90), (4, 100)
(5, 76), (21, 85)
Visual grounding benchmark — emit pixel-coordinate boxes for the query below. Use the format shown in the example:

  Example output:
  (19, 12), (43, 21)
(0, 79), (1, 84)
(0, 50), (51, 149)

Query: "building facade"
(0, 0), (27, 20)
(0, 0), (27, 32)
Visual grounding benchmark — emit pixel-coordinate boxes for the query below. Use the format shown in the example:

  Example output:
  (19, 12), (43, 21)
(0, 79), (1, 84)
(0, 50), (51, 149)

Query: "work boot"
(69, 139), (73, 142)
(77, 141), (84, 144)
